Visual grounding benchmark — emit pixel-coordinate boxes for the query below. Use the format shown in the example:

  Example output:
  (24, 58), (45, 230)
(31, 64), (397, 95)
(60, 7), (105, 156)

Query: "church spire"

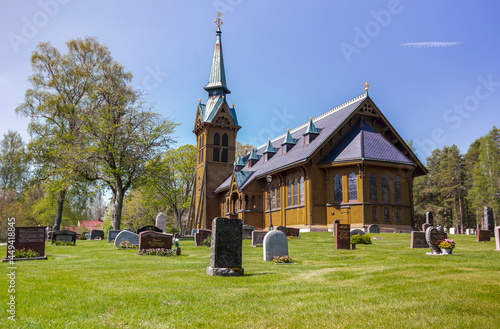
(205, 12), (230, 96)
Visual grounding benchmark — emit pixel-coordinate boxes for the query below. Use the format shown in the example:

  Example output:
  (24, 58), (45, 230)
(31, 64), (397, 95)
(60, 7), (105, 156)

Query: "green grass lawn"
(1, 233), (499, 328)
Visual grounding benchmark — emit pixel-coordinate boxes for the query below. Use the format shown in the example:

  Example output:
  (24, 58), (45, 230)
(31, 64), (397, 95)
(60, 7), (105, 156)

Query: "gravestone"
(350, 229), (365, 236)
(332, 220), (340, 236)
(192, 229), (198, 236)
(483, 207), (495, 234)
(155, 212), (167, 232)
(477, 230), (491, 242)
(242, 225), (255, 239)
(287, 227), (300, 238)
(138, 231), (173, 251)
(90, 229), (104, 240)
(495, 226), (500, 251)
(276, 226), (287, 236)
(422, 223), (431, 233)
(449, 228), (456, 234)
(425, 226), (447, 254)
(107, 230), (121, 243)
(194, 229), (212, 246)
(52, 230), (77, 245)
(114, 230), (139, 248)
(410, 231), (428, 248)
(252, 230), (267, 246)
(335, 223), (350, 250)
(426, 211), (434, 225)
(137, 225), (162, 234)
(206, 217), (244, 276)
(5, 227), (47, 260)
(368, 224), (380, 233)
(263, 230), (288, 261)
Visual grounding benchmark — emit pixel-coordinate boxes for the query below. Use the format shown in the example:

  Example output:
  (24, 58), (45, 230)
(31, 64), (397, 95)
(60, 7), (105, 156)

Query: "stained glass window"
(348, 173), (357, 201)
(394, 176), (401, 204)
(381, 174), (389, 203)
(293, 178), (298, 205)
(369, 173), (377, 201)
(334, 174), (342, 203)
(300, 176), (305, 205)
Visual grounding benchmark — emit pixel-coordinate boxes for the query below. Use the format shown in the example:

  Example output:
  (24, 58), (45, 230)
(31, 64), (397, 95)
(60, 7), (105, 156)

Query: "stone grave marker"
(332, 220), (340, 236)
(422, 223), (431, 233)
(276, 225), (287, 236)
(495, 226), (500, 251)
(5, 227), (47, 260)
(206, 217), (244, 276)
(192, 229), (198, 236)
(466, 228), (475, 235)
(90, 229), (104, 240)
(426, 211), (434, 225)
(449, 228), (456, 234)
(263, 230), (288, 261)
(155, 212), (167, 232)
(107, 230), (121, 243)
(335, 223), (351, 250)
(114, 230), (139, 248)
(477, 230), (491, 242)
(194, 229), (212, 246)
(350, 229), (365, 236)
(242, 225), (255, 239)
(368, 224), (380, 233)
(252, 230), (267, 246)
(52, 230), (77, 245)
(410, 231), (428, 248)
(137, 225), (162, 234)
(483, 207), (495, 235)
(138, 231), (173, 251)
(287, 227), (300, 238)
(425, 226), (445, 254)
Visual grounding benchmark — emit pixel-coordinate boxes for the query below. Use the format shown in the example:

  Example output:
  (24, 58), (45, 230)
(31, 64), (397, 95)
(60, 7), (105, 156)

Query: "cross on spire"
(215, 12), (223, 28)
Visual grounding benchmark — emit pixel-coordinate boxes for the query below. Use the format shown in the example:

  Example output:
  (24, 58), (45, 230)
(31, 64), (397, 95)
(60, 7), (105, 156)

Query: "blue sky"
(1, 0), (499, 161)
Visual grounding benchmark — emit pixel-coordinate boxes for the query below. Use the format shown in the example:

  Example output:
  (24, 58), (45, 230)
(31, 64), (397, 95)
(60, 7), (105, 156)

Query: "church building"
(187, 16), (427, 232)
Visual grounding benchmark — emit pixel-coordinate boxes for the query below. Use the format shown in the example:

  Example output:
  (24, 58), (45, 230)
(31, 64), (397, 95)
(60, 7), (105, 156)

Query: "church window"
(251, 195), (256, 210)
(299, 176), (304, 205)
(384, 207), (390, 222)
(276, 186), (281, 209)
(245, 195), (250, 210)
(381, 174), (389, 203)
(213, 148), (219, 162)
(221, 149), (228, 162)
(304, 135), (310, 145)
(369, 173), (377, 201)
(396, 208), (402, 223)
(372, 206), (378, 222)
(271, 187), (275, 210)
(348, 173), (357, 201)
(334, 174), (342, 203)
(293, 178), (298, 205)
(213, 133), (220, 162)
(287, 180), (292, 206)
(222, 133), (228, 146)
(394, 176), (401, 204)
(214, 133), (220, 145)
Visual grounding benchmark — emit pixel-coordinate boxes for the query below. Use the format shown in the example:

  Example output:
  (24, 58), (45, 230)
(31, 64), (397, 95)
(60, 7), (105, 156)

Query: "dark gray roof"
(214, 93), (368, 192)
(319, 119), (413, 165)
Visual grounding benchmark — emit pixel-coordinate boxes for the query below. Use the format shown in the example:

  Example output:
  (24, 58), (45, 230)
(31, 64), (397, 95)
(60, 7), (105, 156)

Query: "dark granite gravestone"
(107, 230), (121, 243)
(252, 230), (267, 246)
(350, 229), (365, 236)
(242, 225), (255, 239)
(137, 225), (162, 234)
(52, 230), (77, 245)
(477, 230), (491, 242)
(287, 227), (300, 237)
(483, 207), (495, 234)
(194, 229), (211, 246)
(426, 211), (434, 225)
(206, 217), (244, 276)
(114, 230), (139, 248)
(276, 226), (287, 236)
(263, 230), (288, 261)
(368, 224), (380, 233)
(410, 231), (428, 248)
(5, 227), (47, 261)
(138, 231), (173, 251)
(335, 223), (350, 250)
(155, 212), (167, 232)
(495, 226), (500, 251)
(90, 230), (104, 240)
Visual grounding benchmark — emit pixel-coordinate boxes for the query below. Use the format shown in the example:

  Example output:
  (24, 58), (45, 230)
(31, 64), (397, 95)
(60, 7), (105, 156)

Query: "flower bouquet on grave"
(273, 255), (294, 264)
(438, 239), (455, 250)
(173, 238), (181, 255)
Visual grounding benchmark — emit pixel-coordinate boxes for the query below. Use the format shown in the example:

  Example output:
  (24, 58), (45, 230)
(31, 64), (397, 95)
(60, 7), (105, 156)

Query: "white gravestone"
(156, 212), (167, 233)
(263, 230), (288, 261)
(495, 226), (500, 251)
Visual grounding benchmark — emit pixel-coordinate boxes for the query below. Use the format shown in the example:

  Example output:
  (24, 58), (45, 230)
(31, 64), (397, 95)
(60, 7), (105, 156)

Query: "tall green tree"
(0, 131), (29, 191)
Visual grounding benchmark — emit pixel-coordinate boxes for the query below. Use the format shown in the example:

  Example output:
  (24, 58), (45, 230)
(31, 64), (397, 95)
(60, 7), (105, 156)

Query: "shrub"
(14, 248), (40, 258)
(202, 237), (211, 247)
(78, 233), (87, 240)
(350, 234), (372, 245)
(52, 240), (74, 246)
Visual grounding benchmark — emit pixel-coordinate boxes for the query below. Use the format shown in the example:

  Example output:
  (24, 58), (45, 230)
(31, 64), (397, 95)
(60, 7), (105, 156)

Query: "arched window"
(334, 174), (342, 203)
(271, 187), (275, 209)
(293, 178), (298, 205)
(222, 133), (228, 146)
(213, 133), (220, 162)
(251, 195), (256, 210)
(201, 135), (204, 147)
(299, 176), (304, 205)
(348, 173), (357, 201)
(245, 195), (250, 210)
(214, 133), (220, 145)
(369, 173), (377, 202)
(381, 174), (389, 203)
(394, 176), (401, 204)
(276, 186), (281, 208)
(221, 149), (228, 162)
(287, 180), (292, 206)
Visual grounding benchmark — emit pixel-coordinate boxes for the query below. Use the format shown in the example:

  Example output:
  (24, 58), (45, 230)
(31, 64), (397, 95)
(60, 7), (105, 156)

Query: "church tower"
(189, 13), (240, 230)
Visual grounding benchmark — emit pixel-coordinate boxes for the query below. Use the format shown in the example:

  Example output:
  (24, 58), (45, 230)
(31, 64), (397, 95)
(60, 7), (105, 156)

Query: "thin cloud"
(400, 41), (463, 48)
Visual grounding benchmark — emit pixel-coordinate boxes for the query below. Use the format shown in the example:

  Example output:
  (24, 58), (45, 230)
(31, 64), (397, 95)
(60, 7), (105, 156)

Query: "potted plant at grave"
(438, 239), (455, 254)
(174, 238), (181, 255)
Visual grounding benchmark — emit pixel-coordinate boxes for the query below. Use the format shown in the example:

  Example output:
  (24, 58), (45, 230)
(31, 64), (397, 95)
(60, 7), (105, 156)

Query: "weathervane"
(364, 81), (370, 93)
(215, 12), (223, 28)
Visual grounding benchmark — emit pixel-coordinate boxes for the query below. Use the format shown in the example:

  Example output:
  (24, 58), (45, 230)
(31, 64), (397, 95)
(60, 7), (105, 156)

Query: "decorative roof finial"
(215, 12), (223, 29)
(364, 81), (370, 93)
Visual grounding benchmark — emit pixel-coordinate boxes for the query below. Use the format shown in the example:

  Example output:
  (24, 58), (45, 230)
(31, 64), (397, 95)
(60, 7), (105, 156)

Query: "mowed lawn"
(1, 232), (499, 329)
